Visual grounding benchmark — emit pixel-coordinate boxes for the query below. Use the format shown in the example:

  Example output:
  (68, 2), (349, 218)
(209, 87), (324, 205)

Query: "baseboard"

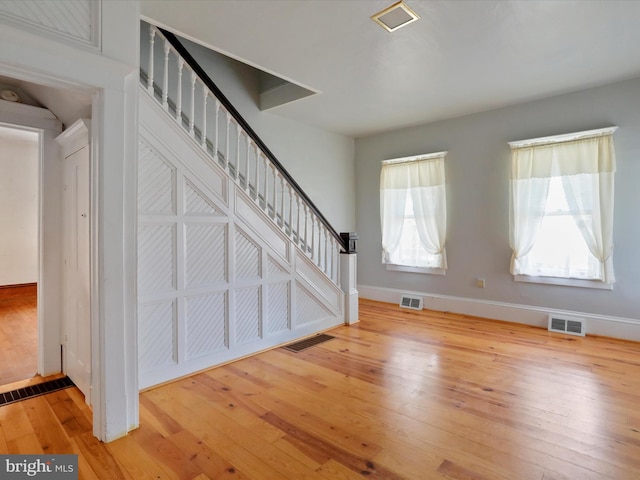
(358, 284), (640, 342)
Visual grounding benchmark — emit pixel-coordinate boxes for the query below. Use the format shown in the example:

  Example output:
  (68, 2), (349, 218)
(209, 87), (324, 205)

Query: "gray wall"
(182, 39), (356, 234)
(355, 77), (640, 320)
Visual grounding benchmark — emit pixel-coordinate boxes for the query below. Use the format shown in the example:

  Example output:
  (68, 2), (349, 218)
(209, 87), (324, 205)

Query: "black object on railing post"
(158, 27), (349, 254)
(340, 232), (359, 254)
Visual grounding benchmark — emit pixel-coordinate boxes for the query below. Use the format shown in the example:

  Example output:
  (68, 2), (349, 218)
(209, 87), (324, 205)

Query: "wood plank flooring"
(2, 298), (640, 479)
(0, 284), (38, 386)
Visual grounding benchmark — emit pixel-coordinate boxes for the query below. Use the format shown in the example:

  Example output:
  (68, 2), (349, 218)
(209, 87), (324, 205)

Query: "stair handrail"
(157, 27), (348, 253)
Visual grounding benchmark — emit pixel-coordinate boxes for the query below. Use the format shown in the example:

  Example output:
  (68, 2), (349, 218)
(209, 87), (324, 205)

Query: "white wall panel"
(139, 140), (176, 215)
(138, 300), (177, 373)
(185, 179), (220, 216)
(235, 287), (261, 344)
(267, 282), (290, 334)
(295, 282), (333, 326)
(267, 254), (289, 278)
(235, 227), (260, 280)
(0, 0), (99, 48)
(138, 224), (176, 295)
(139, 91), (343, 389)
(185, 224), (227, 288)
(185, 292), (227, 359)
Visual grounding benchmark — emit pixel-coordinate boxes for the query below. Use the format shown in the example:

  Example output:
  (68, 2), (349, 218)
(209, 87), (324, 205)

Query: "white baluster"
(303, 204), (308, 252)
(288, 184), (293, 237)
(310, 214), (316, 260)
(176, 58), (184, 124)
(236, 127), (241, 181)
(279, 175), (285, 229)
(162, 39), (170, 109)
(189, 71), (196, 136)
(147, 26), (156, 94)
(245, 135), (250, 191)
(296, 194), (301, 244)
(263, 156), (269, 212)
(324, 229), (329, 274)
(202, 87), (208, 149)
(272, 168), (277, 221)
(214, 99), (219, 161)
(224, 110), (231, 171)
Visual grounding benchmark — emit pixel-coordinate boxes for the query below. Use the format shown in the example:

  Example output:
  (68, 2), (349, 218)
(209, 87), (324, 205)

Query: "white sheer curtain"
(380, 153), (447, 269)
(509, 130), (616, 283)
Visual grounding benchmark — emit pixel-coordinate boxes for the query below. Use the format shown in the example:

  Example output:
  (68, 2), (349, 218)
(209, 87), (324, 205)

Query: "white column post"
(340, 252), (359, 325)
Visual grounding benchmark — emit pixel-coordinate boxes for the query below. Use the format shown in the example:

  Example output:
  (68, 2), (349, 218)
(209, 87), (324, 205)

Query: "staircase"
(137, 23), (352, 389)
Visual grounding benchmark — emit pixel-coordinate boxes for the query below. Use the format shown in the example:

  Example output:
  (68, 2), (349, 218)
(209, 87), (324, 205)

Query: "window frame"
(380, 152), (447, 274)
(508, 127), (617, 289)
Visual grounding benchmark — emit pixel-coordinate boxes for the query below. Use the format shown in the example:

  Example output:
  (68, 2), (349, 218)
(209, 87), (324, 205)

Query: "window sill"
(386, 264), (446, 276)
(513, 275), (612, 290)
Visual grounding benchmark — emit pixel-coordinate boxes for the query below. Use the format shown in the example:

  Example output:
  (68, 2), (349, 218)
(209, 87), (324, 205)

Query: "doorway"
(0, 125), (39, 388)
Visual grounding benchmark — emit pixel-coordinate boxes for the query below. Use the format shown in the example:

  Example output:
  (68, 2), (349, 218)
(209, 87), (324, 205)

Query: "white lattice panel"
(138, 300), (176, 373)
(185, 293), (227, 360)
(235, 287), (261, 344)
(296, 283), (333, 326)
(235, 227), (260, 280)
(138, 224), (176, 295)
(267, 282), (290, 334)
(185, 224), (227, 287)
(139, 140), (176, 215)
(267, 254), (288, 278)
(185, 179), (220, 216)
(0, 0), (98, 47)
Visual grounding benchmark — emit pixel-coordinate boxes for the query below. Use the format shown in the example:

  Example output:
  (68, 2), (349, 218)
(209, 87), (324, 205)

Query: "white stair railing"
(141, 23), (343, 286)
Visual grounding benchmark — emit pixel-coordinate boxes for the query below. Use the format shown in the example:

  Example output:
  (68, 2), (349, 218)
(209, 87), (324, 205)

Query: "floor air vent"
(400, 295), (423, 310)
(0, 376), (75, 407)
(548, 315), (586, 337)
(283, 334), (335, 352)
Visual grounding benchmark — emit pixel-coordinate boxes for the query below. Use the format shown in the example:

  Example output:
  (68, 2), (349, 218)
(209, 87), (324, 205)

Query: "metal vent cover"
(548, 315), (586, 337)
(371, 1), (420, 33)
(400, 295), (423, 310)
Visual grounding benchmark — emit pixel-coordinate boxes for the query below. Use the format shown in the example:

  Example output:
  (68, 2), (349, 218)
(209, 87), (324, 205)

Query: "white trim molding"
(358, 284), (640, 342)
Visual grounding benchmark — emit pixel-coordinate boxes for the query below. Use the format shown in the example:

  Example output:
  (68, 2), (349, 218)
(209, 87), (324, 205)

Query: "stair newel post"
(340, 233), (359, 325)
(244, 135), (250, 191)
(176, 58), (184, 124)
(201, 88), (208, 149)
(189, 71), (196, 136)
(147, 26), (156, 94)
(162, 39), (170, 110)
(330, 237), (337, 283)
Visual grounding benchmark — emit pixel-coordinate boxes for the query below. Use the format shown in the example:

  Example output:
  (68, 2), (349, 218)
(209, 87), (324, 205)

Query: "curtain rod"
(509, 126), (617, 149)
(382, 151), (447, 165)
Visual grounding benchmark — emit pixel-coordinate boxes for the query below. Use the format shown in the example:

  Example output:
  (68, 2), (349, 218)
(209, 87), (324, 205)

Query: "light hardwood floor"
(0, 284), (38, 386)
(2, 298), (640, 479)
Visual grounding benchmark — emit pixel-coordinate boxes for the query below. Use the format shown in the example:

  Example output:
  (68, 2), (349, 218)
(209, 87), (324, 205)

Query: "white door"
(63, 144), (91, 404)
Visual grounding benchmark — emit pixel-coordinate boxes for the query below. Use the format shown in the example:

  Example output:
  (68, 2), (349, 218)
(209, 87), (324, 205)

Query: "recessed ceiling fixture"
(371, 1), (420, 33)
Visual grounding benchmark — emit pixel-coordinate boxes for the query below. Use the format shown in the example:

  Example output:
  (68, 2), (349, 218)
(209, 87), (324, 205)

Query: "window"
(380, 152), (447, 272)
(509, 127), (616, 286)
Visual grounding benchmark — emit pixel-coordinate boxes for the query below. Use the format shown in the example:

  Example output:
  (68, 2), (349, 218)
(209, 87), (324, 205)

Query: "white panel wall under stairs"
(0, 0), (100, 49)
(138, 90), (343, 389)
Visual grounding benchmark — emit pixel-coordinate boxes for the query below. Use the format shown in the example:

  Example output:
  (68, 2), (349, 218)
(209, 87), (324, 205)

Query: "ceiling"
(142, 0), (640, 138)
